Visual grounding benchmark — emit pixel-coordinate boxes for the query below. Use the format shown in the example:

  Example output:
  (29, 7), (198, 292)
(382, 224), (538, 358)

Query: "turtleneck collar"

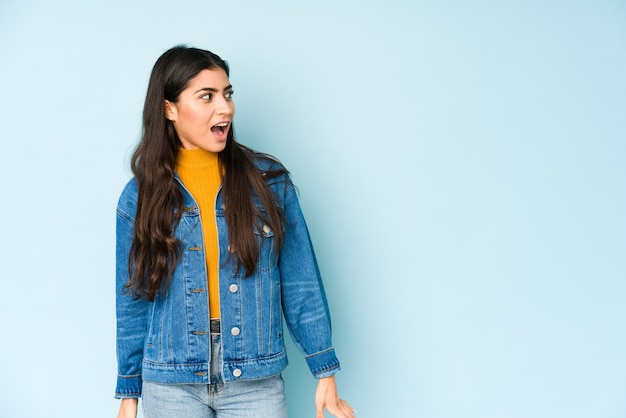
(176, 147), (219, 170)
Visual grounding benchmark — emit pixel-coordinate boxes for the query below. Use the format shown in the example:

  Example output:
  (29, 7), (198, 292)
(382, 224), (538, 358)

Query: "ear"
(164, 100), (178, 122)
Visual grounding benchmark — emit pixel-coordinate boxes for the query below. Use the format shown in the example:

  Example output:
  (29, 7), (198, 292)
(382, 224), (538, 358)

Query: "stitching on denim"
(221, 351), (286, 367)
(315, 363), (341, 374)
(116, 208), (133, 223)
(304, 347), (334, 359)
(115, 391), (141, 396)
(142, 360), (210, 367)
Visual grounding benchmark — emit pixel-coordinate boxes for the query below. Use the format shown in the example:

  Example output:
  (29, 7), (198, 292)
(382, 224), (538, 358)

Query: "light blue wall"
(1, 1), (625, 417)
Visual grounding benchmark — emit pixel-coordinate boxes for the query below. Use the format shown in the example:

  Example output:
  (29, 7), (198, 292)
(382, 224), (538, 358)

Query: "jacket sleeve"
(278, 181), (341, 378)
(114, 196), (149, 398)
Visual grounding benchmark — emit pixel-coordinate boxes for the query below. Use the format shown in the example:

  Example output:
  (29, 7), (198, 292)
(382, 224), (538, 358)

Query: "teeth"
(215, 122), (229, 127)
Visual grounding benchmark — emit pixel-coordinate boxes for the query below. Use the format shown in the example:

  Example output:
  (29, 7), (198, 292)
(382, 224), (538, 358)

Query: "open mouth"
(211, 122), (230, 136)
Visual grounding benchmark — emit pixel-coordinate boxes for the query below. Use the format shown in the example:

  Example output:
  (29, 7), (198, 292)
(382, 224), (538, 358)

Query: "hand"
(315, 375), (355, 418)
(117, 398), (138, 418)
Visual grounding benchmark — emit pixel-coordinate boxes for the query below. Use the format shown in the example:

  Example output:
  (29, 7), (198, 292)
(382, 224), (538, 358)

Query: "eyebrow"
(195, 84), (233, 94)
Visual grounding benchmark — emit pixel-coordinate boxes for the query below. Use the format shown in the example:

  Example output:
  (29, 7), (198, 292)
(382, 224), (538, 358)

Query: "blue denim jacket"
(115, 163), (340, 399)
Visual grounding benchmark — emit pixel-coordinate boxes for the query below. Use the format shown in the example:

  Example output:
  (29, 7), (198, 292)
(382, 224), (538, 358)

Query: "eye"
(201, 93), (213, 100)
(225, 90), (234, 100)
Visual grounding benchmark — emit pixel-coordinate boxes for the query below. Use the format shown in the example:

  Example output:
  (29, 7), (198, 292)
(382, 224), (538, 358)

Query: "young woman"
(115, 46), (354, 418)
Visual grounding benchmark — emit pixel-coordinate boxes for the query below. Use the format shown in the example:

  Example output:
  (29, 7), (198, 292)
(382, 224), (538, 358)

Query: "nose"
(215, 96), (233, 117)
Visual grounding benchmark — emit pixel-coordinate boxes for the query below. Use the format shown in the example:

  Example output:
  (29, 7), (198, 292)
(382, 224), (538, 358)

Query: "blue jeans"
(142, 334), (288, 417)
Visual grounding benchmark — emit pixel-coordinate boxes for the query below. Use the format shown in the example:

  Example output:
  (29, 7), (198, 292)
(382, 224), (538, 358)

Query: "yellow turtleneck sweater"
(175, 148), (222, 319)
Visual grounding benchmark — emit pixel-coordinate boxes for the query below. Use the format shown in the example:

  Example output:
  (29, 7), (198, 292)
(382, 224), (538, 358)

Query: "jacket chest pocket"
(254, 221), (277, 272)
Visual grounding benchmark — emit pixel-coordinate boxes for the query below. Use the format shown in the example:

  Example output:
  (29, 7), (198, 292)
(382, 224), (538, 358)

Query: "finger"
(340, 399), (356, 417)
(327, 403), (355, 418)
(315, 405), (325, 418)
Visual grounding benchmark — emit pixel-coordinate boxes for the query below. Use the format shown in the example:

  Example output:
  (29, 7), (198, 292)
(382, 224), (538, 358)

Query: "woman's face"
(165, 68), (235, 152)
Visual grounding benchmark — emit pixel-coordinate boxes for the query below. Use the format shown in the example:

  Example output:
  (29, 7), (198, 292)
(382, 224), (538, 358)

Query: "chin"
(206, 143), (227, 153)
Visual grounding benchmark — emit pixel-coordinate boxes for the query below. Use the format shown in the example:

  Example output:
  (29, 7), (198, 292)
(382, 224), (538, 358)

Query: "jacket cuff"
(114, 374), (142, 399)
(305, 348), (341, 378)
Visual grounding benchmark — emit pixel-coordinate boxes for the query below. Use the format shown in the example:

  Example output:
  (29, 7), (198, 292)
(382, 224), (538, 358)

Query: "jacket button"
(231, 327), (240, 336)
(262, 224), (271, 234)
(233, 368), (242, 377)
(229, 284), (238, 293)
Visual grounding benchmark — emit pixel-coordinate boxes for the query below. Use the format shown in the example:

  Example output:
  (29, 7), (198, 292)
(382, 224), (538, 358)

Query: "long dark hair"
(127, 45), (286, 301)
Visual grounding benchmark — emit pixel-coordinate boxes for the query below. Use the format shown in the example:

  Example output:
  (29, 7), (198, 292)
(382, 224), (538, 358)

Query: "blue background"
(1, 1), (625, 417)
